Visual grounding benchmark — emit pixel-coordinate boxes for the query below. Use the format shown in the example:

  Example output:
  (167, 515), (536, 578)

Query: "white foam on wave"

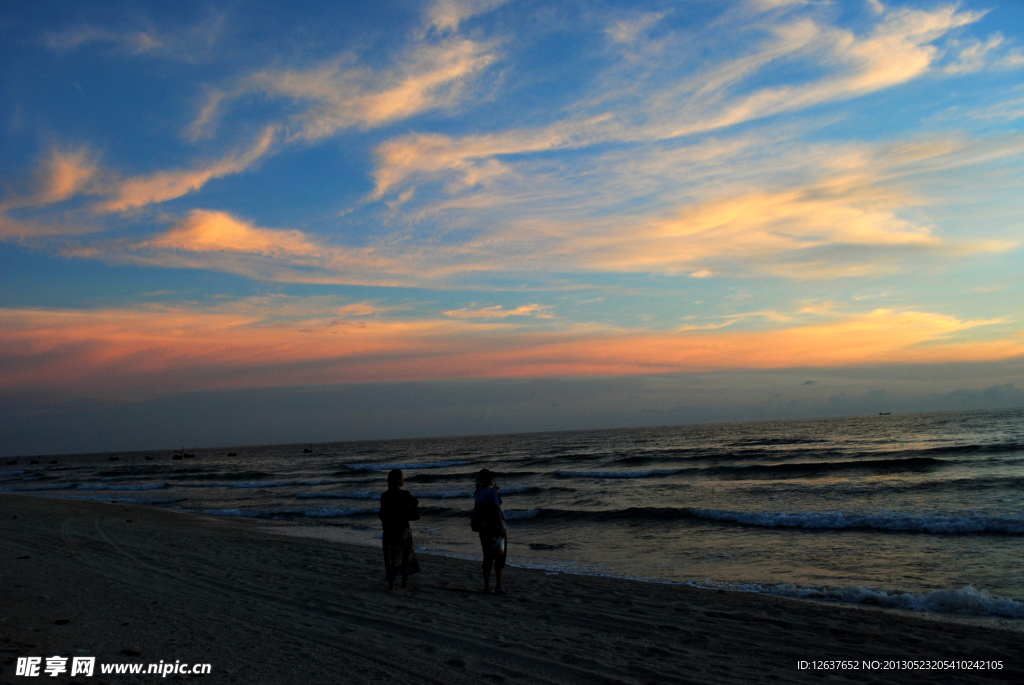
(179, 480), (336, 489)
(344, 460), (470, 471)
(0, 470), (25, 476)
(57, 494), (186, 505)
(295, 491), (376, 499)
(556, 469), (681, 478)
(415, 489), (474, 499)
(199, 506), (374, 519)
(303, 507), (376, 518)
(696, 581), (1024, 619)
(76, 483), (168, 491)
(295, 484), (529, 500)
(504, 509), (539, 520)
(1, 483), (76, 491)
(414, 485), (531, 498)
(415, 545), (1024, 620)
(688, 508), (1024, 534)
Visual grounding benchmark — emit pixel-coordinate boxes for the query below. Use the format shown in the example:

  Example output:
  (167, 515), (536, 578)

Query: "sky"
(2, 0), (1023, 455)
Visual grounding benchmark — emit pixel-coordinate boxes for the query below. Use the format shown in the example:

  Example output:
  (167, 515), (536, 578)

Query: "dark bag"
(406, 495), (420, 521)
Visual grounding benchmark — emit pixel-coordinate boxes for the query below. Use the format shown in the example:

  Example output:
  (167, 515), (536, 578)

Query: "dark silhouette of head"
(388, 469), (404, 489)
(476, 468), (494, 490)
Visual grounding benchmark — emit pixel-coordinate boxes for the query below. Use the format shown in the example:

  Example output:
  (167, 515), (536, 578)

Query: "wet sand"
(1, 494), (1021, 684)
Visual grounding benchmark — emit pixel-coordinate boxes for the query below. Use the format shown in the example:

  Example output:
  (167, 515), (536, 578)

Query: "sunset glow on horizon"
(2, 0), (1023, 453)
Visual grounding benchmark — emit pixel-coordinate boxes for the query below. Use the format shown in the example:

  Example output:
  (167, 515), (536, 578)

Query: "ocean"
(3, 409), (1023, 620)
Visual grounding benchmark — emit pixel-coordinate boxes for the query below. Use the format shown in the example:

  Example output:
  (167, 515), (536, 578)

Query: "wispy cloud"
(100, 126), (277, 212)
(42, 13), (225, 62)
(365, 128), (1021, 282)
(367, 3), (990, 207)
(192, 37), (497, 142)
(43, 128), (1020, 287)
(426, 0), (511, 32)
(89, 210), (409, 287)
(0, 147), (100, 211)
(673, 4), (982, 133)
(444, 304), (549, 319)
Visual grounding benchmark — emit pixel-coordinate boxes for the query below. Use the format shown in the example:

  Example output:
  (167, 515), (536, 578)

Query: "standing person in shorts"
(473, 468), (507, 594)
(379, 469), (420, 591)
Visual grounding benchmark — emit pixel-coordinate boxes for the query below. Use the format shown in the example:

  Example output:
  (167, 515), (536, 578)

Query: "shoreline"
(3, 494), (1022, 684)
(258, 515), (1024, 633)
(9, 490), (1024, 629)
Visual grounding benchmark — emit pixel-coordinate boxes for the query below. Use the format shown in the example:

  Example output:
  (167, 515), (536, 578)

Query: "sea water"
(4, 409), (1023, 619)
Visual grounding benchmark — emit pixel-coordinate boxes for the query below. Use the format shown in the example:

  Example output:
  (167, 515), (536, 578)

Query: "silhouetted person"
(473, 468), (507, 594)
(379, 469), (419, 591)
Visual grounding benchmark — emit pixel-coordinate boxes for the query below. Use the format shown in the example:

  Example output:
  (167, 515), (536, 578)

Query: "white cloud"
(193, 38), (497, 142)
(606, 13), (665, 44)
(944, 34), (1006, 74)
(427, 0), (511, 32)
(42, 13), (224, 62)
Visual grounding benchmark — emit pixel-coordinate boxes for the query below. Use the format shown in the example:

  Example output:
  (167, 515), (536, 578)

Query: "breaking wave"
(343, 461), (471, 471)
(199, 506), (376, 519)
(555, 469), (682, 478)
(688, 508), (1024, 534)
(705, 582), (1024, 618)
(76, 483), (168, 491)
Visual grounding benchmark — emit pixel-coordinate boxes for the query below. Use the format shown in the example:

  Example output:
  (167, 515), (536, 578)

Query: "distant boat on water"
(6, 459), (17, 465)
(879, 412), (891, 415)
(108, 456), (119, 461)
(303, 445), (313, 453)
(227, 452), (238, 456)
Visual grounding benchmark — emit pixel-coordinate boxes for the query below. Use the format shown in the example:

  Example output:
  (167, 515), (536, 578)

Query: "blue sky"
(2, 0), (1023, 453)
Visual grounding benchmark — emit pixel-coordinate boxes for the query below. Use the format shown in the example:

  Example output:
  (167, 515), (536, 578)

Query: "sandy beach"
(1, 494), (1020, 685)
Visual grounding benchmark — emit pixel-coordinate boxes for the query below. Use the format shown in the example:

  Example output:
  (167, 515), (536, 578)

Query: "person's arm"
(406, 491), (420, 521)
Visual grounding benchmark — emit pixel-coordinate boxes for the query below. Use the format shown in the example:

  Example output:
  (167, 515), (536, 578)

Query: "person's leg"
(480, 533), (494, 593)
(400, 530), (411, 588)
(383, 537), (395, 591)
(482, 556), (493, 593)
(493, 537), (507, 593)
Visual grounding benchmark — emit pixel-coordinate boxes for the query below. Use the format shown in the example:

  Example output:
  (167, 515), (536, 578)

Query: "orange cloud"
(443, 304), (548, 319)
(1, 305), (1020, 399)
(575, 175), (941, 277)
(143, 210), (321, 257)
(0, 147), (99, 211)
